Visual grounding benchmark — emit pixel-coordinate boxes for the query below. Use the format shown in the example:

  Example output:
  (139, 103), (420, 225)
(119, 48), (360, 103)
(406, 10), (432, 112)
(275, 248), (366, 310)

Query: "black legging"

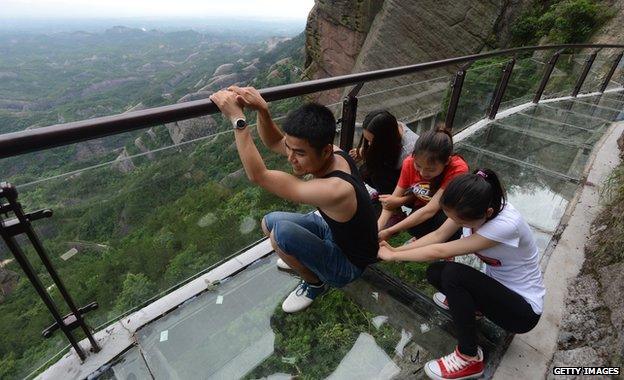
(426, 261), (541, 356)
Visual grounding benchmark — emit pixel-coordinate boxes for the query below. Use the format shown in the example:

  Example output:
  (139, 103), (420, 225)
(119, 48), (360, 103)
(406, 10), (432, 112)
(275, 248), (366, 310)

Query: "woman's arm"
(379, 232), (498, 262)
(377, 184), (408, 229)
(393, 218), (460, 251)
(380, 189), (444, 237)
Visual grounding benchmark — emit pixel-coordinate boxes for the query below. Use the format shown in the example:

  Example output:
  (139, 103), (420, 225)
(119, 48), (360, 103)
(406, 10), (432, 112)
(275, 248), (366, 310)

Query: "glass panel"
(605, 57), (624, 91)
(130, 255), (504, 379)
(453, 60), (506, 133)
(94, 346), (152, 379)
(522, 104), (608, 129)
(499, 56), (547, 112)
(459, 122), (590, 179)
(548, 98), (623, 123)
(455, 143), (577, 234)
(502, 112), (598, 145)
(578, 51), (618, 95)
(0, 110), (307, 377)
(356, 73), (455, 135)
(578, 61), (603, 95)
(542, 53), (589, 100)
(595, 94), (624, 110)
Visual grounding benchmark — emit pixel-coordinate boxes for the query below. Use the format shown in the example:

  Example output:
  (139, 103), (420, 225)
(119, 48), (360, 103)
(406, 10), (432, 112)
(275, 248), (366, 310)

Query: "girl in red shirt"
(377, 128), (468, 241)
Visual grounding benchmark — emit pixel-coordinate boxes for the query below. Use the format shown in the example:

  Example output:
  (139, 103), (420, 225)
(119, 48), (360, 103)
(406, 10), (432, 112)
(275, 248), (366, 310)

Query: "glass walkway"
(86, 91), (623, 380)
(2, 45), (621, 380)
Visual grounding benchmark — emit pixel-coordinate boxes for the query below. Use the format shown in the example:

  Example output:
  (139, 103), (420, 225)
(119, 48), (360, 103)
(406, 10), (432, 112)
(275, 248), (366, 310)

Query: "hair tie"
(476, 170), (488, 179)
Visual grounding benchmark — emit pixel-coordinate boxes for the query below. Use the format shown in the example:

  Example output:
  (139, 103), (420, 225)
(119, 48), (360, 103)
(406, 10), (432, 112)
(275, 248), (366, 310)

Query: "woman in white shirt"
(378, 168), (545, 380)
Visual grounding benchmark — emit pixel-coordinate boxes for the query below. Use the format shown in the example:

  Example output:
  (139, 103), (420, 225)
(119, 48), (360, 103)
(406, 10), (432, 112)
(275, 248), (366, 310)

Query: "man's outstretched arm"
(211, 90), (343, 208)
(228, 86), (287, 156)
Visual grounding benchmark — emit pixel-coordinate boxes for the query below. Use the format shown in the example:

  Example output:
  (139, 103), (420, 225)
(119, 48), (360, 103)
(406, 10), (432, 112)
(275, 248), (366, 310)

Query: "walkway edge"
(492, 121), (624, 380)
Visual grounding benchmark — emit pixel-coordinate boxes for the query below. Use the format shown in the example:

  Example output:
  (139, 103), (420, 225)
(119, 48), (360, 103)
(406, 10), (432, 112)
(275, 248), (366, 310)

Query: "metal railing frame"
(1, 43), (624, 158)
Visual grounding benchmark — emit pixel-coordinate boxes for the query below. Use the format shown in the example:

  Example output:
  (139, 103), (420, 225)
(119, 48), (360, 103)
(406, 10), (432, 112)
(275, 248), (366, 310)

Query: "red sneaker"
(424, 347), (484, 379)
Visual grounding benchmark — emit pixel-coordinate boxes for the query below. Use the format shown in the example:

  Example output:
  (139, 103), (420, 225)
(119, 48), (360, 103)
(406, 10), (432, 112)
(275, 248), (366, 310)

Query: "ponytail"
(412, 124), (453, 164)
(440, 168), (507, 221)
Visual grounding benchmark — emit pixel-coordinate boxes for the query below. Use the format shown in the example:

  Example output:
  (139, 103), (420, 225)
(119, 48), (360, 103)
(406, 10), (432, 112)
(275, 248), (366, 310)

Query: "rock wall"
(304, 0), (530, 119)
(304, 0), (385, 104)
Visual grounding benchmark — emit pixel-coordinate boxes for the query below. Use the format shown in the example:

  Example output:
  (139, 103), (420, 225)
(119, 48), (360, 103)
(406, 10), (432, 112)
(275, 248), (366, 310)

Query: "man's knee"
(270, 221), (296, 256)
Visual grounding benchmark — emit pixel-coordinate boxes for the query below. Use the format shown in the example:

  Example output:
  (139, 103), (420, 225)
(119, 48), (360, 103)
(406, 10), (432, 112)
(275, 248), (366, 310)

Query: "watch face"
(235, 119), (247, 129)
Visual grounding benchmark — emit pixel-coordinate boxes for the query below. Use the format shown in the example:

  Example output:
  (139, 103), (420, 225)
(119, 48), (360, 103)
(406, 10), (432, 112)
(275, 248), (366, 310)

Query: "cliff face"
(304, 0), (385, 104)
(305, 0), (530, 118)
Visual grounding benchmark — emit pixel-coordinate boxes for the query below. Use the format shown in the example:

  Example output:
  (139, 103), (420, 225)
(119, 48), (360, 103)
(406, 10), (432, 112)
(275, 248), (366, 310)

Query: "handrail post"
(488, 58), (516, 119)
(599, 52), (623, 93)
(572, 51), (598, 97)
(0, 182), (100, 361)
(533, 50), (563, 103)
(339, 83), (364, 151)
(444, 65), (469, 131)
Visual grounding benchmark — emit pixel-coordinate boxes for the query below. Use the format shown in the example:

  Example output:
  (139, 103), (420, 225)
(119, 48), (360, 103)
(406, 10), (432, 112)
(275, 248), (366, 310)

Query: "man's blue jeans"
(263, 211), (363, 288)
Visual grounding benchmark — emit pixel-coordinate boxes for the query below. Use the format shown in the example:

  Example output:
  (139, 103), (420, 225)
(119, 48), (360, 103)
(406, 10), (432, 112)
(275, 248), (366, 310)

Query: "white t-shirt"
(462, 203), (545, 314)
(397, 123), (418, 169)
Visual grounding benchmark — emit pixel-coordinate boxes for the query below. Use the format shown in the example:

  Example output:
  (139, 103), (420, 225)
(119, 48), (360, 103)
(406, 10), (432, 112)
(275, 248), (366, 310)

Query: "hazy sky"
(2, 0), (315, 20)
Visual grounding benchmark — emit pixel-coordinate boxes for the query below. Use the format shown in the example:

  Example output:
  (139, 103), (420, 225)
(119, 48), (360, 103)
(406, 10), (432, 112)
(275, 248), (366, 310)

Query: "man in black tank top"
(211, 86), (378, 313)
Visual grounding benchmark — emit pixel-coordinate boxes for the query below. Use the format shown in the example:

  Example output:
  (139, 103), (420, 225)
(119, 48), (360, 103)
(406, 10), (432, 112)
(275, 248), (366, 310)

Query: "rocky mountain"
(304, 0), (531, 119)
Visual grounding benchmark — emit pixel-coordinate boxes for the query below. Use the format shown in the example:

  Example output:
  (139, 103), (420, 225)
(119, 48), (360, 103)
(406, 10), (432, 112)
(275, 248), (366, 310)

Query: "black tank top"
(318, 151), (379, 269)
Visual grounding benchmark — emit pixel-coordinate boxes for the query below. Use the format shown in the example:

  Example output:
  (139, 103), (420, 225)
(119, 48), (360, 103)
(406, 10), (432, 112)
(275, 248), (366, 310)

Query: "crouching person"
(210, 86), (378, 313)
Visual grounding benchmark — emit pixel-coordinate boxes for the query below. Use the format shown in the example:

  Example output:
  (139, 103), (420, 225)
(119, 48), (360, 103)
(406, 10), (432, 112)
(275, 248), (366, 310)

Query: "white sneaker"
(433, 292), (449, 310)
(281, 281), (328, 313)
(433, 292), (484, 318)
(276, 258), (292, 271)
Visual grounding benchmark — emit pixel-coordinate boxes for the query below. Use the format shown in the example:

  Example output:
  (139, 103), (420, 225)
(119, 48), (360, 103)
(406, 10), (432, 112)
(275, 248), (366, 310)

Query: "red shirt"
(397, 155), (469, 207)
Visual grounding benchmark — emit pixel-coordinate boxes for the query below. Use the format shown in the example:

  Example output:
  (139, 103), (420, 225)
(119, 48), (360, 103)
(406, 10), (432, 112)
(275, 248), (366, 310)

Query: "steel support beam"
(339, 83), (364, 151)
(533, 50), (563, 103)
(445, 66), (468, 131)
(488, 58), (516, 119)
(572, 51), (598, 97)
(599, 52), (623, 93)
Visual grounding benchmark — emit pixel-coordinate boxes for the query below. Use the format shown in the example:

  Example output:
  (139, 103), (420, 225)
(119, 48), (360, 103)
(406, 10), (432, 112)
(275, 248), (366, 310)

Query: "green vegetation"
(0, 28), (307, 379)
(245, 290), (399, 380)
(511, 0), (614, 46)
(587, 163), (624, 267)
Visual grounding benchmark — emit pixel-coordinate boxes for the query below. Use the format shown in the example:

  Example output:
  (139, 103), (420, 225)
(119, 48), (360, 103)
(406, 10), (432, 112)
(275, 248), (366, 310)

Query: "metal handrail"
(1, 43), (623, 159)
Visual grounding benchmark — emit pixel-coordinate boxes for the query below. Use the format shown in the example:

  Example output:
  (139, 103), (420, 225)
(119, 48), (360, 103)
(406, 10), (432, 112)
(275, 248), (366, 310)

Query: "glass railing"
(499, 56), (547, 111)
(1, 45), (624, 379)
(1, 109), (313, 378)
(542, 52), (589, 99)
(453, 60), (506, 133)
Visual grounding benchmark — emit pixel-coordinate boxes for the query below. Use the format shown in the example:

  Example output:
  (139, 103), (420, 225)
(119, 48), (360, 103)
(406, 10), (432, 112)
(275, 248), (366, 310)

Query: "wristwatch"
(232, 117), (247, 130)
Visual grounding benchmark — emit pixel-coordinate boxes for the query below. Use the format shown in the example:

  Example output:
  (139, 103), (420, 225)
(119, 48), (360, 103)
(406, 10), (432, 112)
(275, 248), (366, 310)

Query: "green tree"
(112, 273), (156, 316)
